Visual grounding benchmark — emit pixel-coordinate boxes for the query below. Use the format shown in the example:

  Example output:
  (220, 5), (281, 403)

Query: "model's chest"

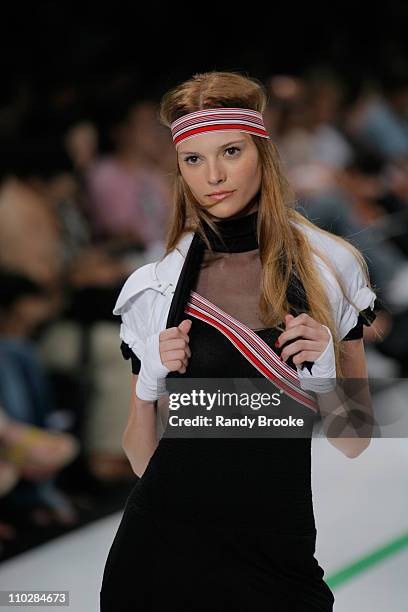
(166, 283), (298, 381)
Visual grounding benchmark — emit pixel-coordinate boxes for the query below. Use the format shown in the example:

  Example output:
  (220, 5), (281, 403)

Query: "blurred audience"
(344, 70), (408, 161)
(0, 177), (64, 288)
(84, 100), (172, 263)
(0, 272), (80, 547)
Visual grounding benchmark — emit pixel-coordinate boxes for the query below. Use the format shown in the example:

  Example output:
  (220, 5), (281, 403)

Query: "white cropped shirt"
(113, 222), (378, 400)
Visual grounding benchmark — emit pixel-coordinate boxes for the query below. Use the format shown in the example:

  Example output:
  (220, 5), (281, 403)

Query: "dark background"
(2, 3), (407, 132)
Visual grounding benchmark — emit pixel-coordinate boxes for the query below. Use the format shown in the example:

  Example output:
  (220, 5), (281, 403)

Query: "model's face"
(177, 130), (262, 220)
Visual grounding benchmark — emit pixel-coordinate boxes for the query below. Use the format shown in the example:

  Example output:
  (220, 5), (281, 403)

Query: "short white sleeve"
(117, 300), (147, 364)
(335, 248), (378, 341)
(318, 245), (377, 340)
(295, 220), (378, 341)
(112, 267), (153, 365)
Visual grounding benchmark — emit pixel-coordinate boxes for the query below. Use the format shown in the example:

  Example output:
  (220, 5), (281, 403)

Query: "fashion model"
(100, 71), (378, 611)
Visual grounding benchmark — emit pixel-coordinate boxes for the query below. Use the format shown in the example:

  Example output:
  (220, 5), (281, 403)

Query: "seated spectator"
(266, 72), (354, 198)
(0, 271), (80, 527)
(0, 404), (79, 553)
(84, 99), (171, 260)
(344, 68), (408, 161)
(0, 176), (64, 288)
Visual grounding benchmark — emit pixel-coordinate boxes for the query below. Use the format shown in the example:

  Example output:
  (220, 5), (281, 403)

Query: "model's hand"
(135, 319), (192, 401)
(277, 313), (331, 366)
(159, 319), (192, 374)
(277, 313), (336, 393)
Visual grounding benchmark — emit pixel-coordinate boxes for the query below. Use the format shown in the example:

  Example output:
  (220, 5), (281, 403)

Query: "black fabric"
(165, 231), (206, 329)
(120, 340), (141, 374)
(342, 320), (364, 340)
(341, 300), (378, 341)
(196, 208), (260, 252)
(103, 209), (336, 611)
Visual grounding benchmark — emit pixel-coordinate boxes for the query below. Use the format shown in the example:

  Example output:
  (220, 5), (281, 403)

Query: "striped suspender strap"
(185, 291), (319, 413)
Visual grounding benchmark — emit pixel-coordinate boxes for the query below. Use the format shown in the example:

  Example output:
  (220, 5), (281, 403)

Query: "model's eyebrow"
(178, 139), (246, 156)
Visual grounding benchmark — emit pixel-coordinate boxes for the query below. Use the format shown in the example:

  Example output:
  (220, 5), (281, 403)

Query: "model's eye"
(183, 147), (240, 165)
(225, 146), (241, 156)
(184, 155), (199, 165)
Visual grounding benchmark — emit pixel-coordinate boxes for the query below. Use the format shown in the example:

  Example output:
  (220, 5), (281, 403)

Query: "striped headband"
(170, 107), (270, 148)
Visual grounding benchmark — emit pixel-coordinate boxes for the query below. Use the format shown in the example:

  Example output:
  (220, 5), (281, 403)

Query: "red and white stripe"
(184, 290), (319, 413)
(170, 108), (270, 147)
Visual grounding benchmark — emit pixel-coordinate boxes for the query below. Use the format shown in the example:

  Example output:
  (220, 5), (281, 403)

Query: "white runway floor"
(0, 360), (407, 611)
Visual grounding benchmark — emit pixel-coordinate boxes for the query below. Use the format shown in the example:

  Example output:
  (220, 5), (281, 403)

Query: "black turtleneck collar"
(200, 209), (259, 252)
(166, 208), (258, 330)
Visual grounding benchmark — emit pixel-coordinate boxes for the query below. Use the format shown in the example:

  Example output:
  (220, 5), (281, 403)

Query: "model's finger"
(277, 324), (318, 347)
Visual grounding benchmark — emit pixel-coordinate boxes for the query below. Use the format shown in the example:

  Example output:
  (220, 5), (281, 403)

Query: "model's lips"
(206, 190), (235, 201)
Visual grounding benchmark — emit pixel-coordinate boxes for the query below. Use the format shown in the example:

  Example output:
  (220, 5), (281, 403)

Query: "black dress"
(101, 210), (376, 611)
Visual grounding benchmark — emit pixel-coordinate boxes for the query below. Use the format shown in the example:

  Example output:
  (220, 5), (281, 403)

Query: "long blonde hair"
(159, 70), (379, 378)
